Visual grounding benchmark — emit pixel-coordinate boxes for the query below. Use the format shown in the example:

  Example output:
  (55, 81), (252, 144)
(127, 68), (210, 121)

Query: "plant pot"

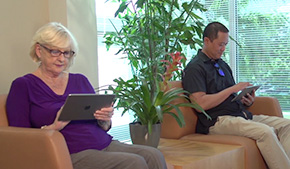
(129, 122), (161, 148)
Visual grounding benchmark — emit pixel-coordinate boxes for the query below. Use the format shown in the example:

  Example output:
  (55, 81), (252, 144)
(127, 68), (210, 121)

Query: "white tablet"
(58, 94), (115, 121)
(231, 85), (260, 102)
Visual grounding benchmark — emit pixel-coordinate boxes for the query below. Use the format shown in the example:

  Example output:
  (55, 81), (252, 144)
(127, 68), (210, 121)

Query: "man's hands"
(231, 82), (251, 93)
(233, 82), (255, 107)
(241, 91), (255, 107)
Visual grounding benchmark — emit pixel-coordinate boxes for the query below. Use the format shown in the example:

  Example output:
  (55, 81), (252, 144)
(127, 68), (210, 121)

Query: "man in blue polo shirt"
(182, 22), (290, 169)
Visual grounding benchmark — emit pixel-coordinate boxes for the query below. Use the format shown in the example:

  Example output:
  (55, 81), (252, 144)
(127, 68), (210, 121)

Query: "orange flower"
(161, 52), (186, 89)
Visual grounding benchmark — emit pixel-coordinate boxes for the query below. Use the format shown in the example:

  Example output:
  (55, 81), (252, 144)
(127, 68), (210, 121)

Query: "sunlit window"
(95, 1), (290, 142)
(95, 1), (133, 142)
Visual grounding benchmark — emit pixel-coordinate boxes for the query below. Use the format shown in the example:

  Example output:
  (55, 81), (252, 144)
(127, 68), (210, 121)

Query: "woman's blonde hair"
(29, 22), (78, 65)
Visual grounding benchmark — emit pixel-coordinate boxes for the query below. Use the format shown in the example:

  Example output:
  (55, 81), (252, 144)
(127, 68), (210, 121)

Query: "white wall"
(0, 0), (98, 94)
(67, 0), (99, 88)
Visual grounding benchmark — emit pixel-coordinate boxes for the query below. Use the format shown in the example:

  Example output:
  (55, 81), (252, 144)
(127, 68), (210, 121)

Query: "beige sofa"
(0, 94), (73, 169)
(161, 81), (283, 169)
(0, 81), (284, 169)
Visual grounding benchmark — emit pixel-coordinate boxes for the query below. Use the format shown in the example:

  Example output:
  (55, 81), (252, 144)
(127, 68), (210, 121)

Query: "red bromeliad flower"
(161, 52), (186, 89)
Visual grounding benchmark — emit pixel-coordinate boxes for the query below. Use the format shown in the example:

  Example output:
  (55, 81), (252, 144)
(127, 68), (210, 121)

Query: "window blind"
(202, 0), (290, 115)
(236, 0), (290, 114)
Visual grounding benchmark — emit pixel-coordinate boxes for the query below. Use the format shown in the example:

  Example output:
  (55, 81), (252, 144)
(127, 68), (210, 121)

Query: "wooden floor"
(158, 138), (244, 169)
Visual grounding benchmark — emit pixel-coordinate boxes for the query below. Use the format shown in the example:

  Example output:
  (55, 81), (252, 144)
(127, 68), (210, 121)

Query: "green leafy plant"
(109, 52), (211, 134)
(104, 0), (211, 133)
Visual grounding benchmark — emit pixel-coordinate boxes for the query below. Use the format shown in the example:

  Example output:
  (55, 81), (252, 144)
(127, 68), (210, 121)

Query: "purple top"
(6, 73), (113, 154)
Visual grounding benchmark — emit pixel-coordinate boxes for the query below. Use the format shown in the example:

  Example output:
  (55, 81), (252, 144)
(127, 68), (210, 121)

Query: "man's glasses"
(38, 43), (75, 58)
(213, 62), (225, 77)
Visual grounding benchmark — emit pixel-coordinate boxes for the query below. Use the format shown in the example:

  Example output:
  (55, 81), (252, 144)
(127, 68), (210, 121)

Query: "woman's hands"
(94, 106), (114, 121)
(94, 106), (114, 131)
(41, 105), (115, 131)
(41, 106), (70, 131)
(41, 121), (70, 130)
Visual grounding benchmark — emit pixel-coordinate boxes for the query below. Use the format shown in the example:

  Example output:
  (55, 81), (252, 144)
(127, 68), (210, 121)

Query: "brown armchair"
(161, 81), (283, 169)
(0, 94), (73, 169)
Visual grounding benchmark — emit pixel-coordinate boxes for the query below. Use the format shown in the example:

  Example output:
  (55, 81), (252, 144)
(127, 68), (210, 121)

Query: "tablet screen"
(58, 94), (115, 121)
(231, 85), (260, 102)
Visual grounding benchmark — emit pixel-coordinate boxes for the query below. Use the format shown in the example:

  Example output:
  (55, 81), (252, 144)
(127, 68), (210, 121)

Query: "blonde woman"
(6, 22), (167, 169)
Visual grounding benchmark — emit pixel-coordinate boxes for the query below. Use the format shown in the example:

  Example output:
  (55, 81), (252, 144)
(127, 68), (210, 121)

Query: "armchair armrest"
(0, 127), (73, 169)
(247, 96), (283, 117)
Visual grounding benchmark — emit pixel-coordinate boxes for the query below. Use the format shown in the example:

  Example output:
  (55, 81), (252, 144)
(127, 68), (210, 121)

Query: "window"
(96, 1), (133, 142)
(236, 1), (290, 117)
(202, 0), (290, 118)
(96, 1), (290, 142)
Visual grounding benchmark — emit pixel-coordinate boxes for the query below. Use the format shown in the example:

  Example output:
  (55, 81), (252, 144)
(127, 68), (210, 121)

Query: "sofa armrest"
(0, 126), (73, 169)
(0, 94), (8, 126)
(247, 96), (283, 117)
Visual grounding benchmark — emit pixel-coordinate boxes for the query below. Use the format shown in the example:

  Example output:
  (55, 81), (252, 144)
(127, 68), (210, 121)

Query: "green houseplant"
(104, 0), (211, 146)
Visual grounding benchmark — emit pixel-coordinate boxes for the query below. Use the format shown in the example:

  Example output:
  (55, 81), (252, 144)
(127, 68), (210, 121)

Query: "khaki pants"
(71, 140), (167, 169)
(209, 115), (290, 169)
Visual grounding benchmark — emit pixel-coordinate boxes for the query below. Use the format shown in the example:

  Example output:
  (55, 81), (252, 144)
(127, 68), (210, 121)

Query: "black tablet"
(58, 94), (115, 121)
(231, 85), (260, 102)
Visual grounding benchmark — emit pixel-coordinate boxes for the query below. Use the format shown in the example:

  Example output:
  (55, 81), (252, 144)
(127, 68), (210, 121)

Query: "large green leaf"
(104, 0), (208, 134)
(114, 2), (128, 17)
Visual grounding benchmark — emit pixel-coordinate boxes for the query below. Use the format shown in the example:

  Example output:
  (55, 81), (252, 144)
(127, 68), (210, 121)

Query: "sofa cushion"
(181, 134), (267, 169)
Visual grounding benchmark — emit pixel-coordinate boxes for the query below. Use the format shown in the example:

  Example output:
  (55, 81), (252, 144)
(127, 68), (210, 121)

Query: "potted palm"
(104, 0), (211, 147)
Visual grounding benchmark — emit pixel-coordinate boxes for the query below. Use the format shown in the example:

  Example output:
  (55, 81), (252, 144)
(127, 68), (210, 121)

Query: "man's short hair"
(203, 22), (229, 42)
